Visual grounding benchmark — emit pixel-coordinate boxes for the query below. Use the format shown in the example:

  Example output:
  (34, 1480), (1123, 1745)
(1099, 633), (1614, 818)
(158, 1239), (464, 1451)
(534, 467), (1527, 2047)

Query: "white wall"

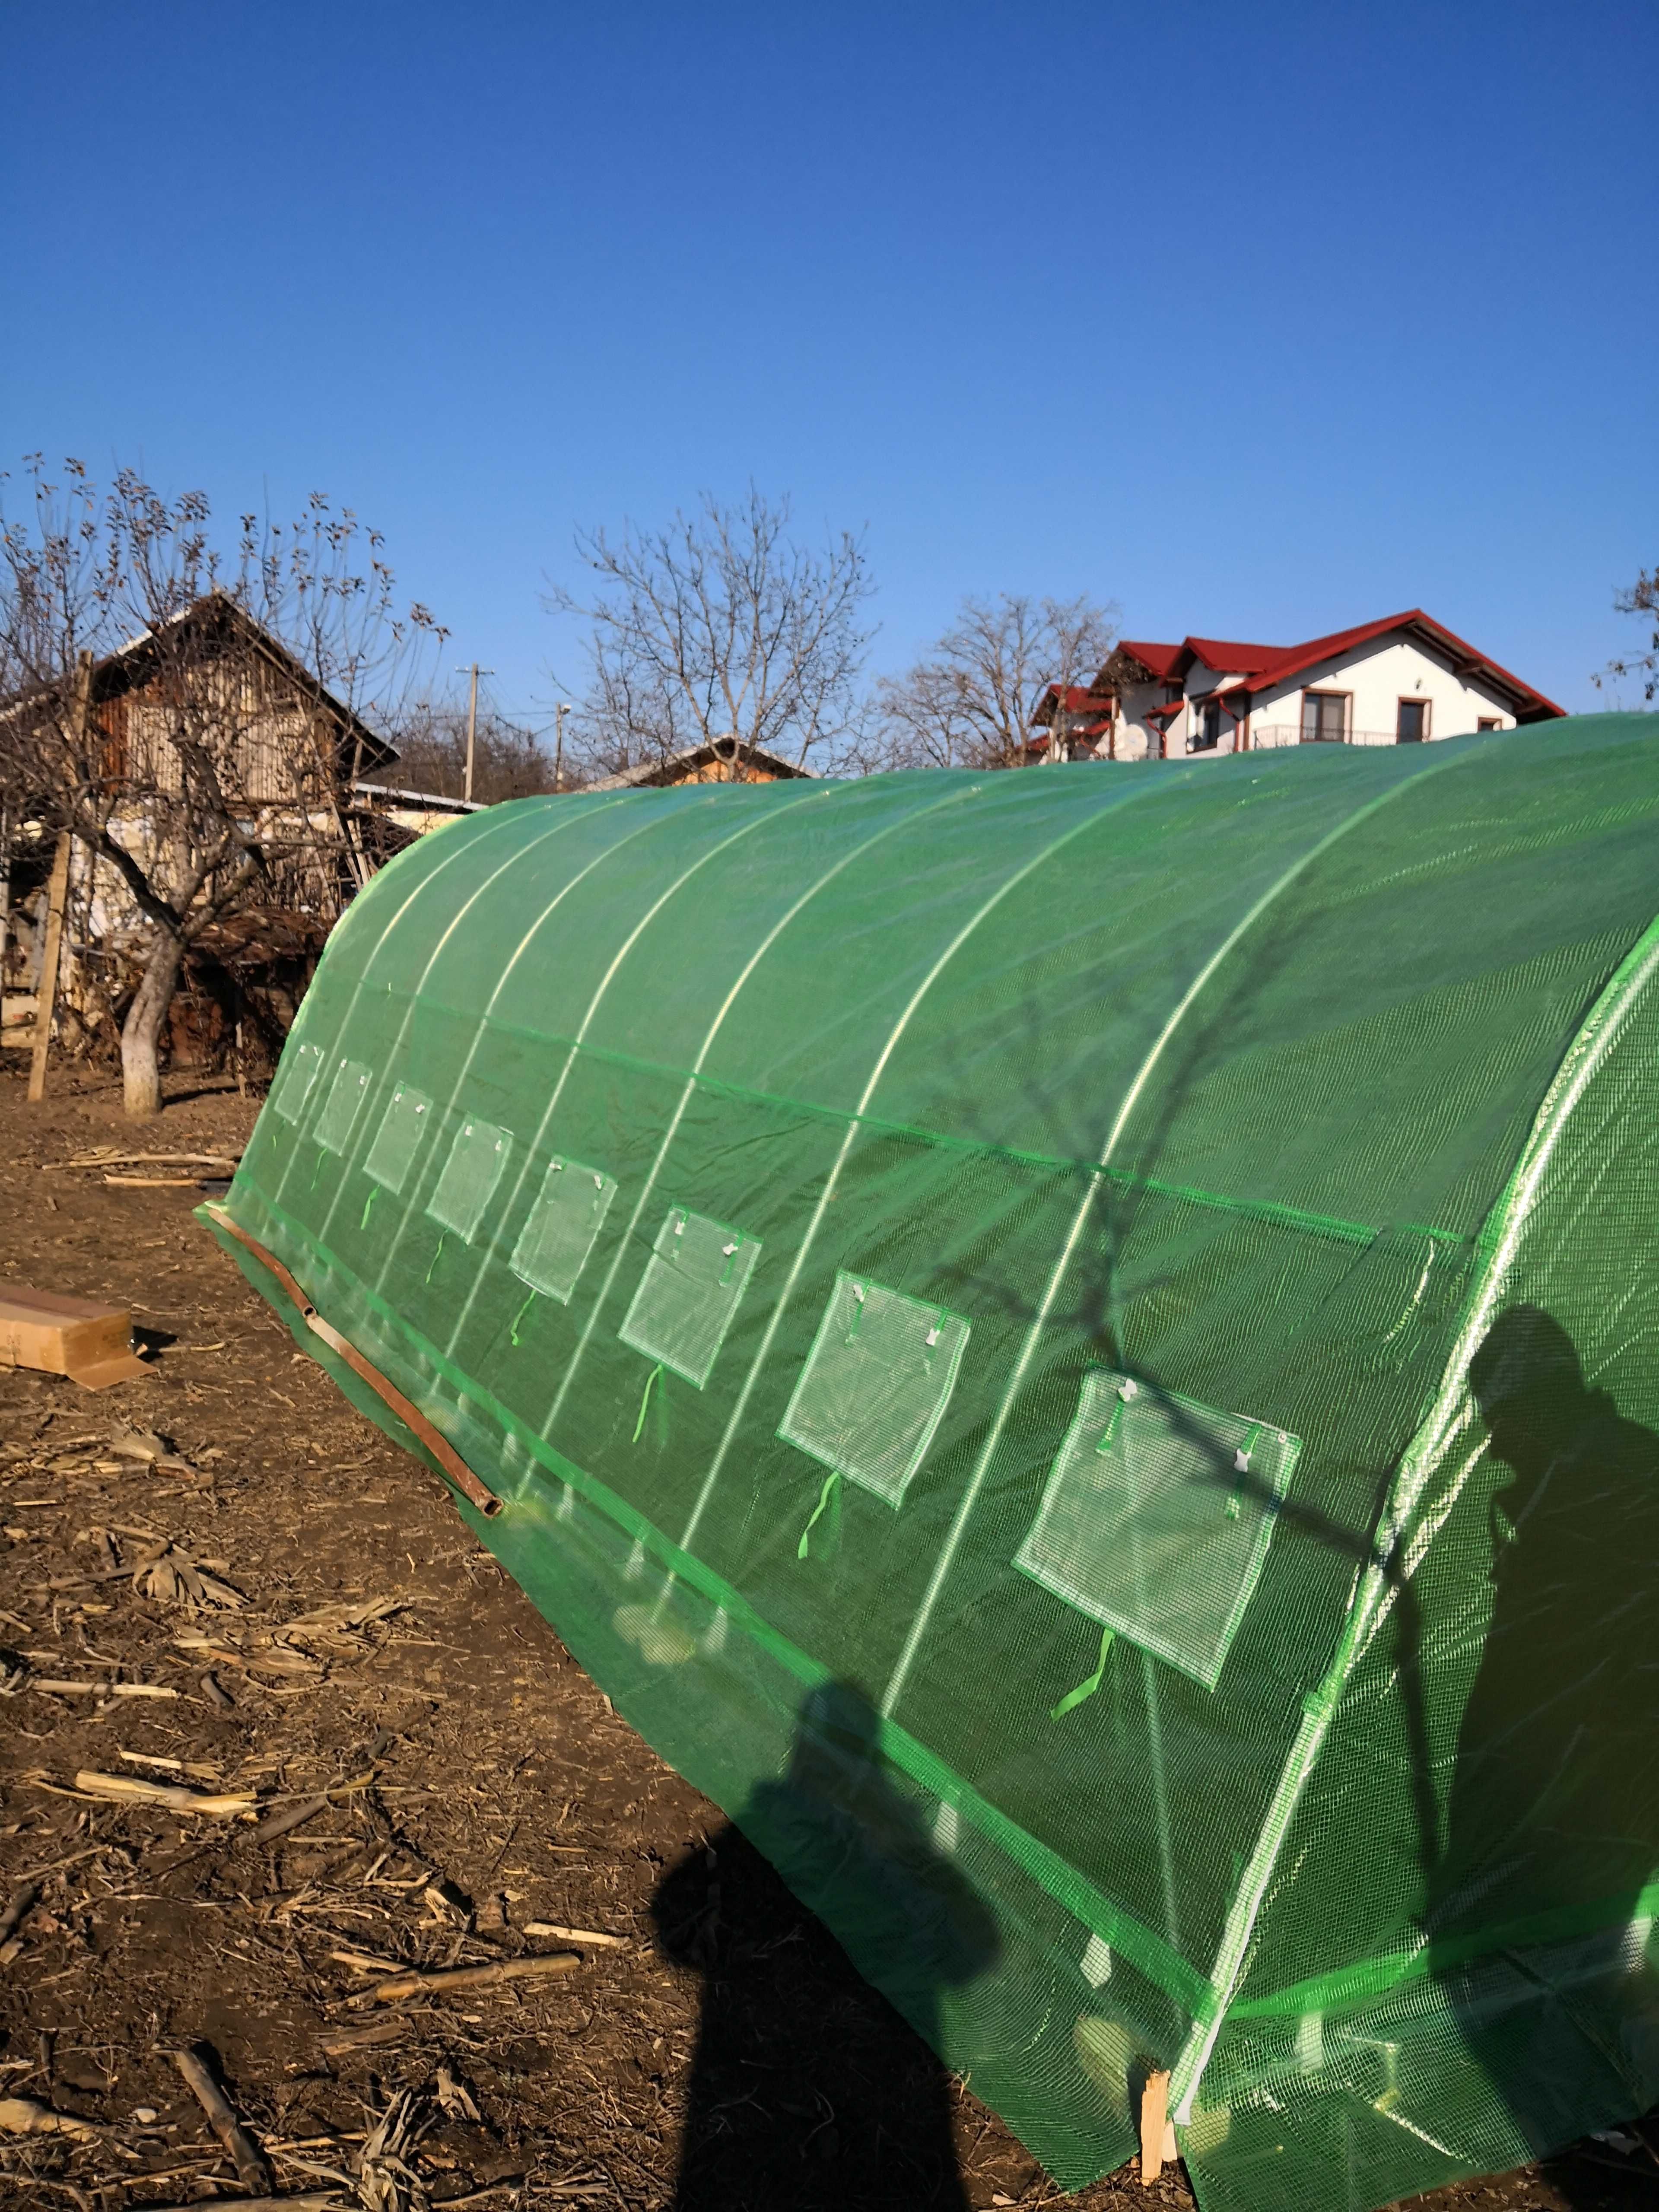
(1249, 636), (1517, 748)
(1101, 627), (1529, 763)
(1111, 678), (1183, 760)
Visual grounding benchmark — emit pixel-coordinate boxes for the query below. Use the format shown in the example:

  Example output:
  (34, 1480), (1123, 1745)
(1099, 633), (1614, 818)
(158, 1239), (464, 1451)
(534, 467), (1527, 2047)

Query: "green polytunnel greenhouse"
(204, 713), (1659, 2211)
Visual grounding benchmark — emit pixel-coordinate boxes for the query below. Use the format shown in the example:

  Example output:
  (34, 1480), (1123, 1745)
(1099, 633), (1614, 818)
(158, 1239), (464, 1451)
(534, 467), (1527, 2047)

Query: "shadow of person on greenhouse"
(651, 1678), (1001, 2211)
(1423, 1306), (1659, 2191)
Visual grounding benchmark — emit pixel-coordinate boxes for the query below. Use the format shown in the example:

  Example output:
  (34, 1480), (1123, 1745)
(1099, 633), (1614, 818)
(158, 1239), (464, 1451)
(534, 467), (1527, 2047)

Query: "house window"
(1396, 699), (1429, 744)
(1300, 691), (1348, 743)
(1194, 699), (1223, 752)
(1477, 717), (1502, 731)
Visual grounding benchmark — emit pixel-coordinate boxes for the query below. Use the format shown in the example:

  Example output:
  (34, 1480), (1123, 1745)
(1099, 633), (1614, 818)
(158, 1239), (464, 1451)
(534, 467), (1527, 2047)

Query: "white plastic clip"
(1234, 1448), (1251, 1474)
(1118, 1377), (1138, 1402)
(722, 1241), (738, 1257)
(593, 1173), (604, 1189)
(925, 1325), (941, 1347)
(674, 1214), (686, 1235)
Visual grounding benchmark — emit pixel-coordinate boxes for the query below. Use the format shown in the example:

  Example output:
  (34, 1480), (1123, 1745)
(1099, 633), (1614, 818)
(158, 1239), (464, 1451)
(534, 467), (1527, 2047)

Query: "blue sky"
(4, 1), (1654, 729)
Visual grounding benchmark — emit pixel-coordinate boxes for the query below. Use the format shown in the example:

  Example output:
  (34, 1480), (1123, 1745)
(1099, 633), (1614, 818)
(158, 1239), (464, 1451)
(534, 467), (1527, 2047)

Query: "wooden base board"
(0, 1286), (150, 1389)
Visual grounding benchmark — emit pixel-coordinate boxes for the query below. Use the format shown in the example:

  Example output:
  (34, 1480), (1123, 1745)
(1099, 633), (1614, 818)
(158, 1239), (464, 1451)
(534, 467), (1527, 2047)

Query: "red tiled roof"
(1043, 609), (1564, 736)
(1182, 637), (1284, 676)
(1115, 640), (1183, 682)
(1177, 610), (1564, 720)
(1033, 682), (1113, 732)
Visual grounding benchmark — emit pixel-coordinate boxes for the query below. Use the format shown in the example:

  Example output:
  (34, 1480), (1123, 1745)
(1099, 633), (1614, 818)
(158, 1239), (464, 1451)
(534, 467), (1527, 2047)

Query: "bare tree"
(377, 698), (557, 803)
(0, 459), (444, 1117)
(859, 593), (1119, 772)
(550, 487), (875, 778)
(1595, 563), (1659, 704)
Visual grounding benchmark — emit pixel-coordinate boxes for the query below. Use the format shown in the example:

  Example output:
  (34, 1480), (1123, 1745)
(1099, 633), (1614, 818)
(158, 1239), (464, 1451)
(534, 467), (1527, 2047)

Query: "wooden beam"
(26, 832), (71, 1105)
(1139, 2067), (1171, 2184)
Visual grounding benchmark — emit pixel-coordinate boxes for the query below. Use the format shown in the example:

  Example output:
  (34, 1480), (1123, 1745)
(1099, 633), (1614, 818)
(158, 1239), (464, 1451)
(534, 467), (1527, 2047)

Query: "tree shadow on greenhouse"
(1422, 1306), (1659, 2195)
(651, 1680), (1000, 2212)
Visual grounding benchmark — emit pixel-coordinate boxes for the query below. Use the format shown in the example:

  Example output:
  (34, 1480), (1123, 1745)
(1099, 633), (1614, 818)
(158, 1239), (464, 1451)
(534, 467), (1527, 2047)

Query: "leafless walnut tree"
(378, 698), (556, 804)
(0, 458), (444, 1117)
(550, 488), (875, 778)
(1595, 563), (1659, 704)
(852, 593), (1119, 772)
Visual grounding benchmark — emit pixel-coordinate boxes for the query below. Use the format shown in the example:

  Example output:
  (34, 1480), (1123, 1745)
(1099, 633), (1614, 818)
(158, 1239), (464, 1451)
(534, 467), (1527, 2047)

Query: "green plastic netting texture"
(202, 717), (1659, 2211)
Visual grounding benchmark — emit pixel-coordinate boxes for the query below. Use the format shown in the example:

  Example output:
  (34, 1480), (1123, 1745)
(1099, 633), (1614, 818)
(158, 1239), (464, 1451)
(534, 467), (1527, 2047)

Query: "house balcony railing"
(1250, 724), (1410, 749)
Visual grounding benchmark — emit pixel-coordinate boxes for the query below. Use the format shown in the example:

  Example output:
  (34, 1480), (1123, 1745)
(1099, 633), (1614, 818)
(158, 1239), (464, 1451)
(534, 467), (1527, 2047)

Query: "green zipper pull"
(425, 1230), (448, 1285)
(798, 1469), (841, 1560)
(509, 1287), (537, 1346)
(1051, 1624), (1115, 1719)
(632, 1361), (665, 1444)
(359, 1186), (377, 1231)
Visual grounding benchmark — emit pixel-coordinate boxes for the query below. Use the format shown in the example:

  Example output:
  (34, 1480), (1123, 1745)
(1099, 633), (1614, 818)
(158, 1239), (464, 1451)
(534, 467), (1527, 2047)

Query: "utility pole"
(553, 702), (572, 793)
(458, 663), (494, 804)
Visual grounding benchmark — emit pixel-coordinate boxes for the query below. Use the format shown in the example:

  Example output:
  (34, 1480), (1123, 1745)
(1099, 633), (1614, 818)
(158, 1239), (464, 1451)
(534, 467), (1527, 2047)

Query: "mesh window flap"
(778, 1273), (971, 1505)
(271, 1039), (324, 1124)
(1015, 1370), (1301, 1691)
(512, 1157), (620, 1304)
(363, 1082), (433, 1195)
(314, 1058), (374, 1155)
(427, 1116), (513, 1243)
(618, 1206), (760, 1387)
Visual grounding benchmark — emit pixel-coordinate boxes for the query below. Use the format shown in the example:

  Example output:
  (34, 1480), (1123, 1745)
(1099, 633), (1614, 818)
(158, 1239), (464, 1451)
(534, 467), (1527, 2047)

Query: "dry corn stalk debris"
(132, 1540), (244, 1610)
(347, 1951), (581, 2008)
(73, 1769), (257, 1818)
(0, 2094), (110, 2143)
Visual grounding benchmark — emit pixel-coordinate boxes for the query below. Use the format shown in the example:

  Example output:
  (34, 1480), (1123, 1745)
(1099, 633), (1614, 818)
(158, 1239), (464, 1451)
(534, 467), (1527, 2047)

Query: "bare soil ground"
(0, 1056), (1654, 2212)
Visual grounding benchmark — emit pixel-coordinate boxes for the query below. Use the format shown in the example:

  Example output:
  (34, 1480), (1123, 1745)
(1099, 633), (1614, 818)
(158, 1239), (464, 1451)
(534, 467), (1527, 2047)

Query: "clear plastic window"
(426, 1116), (513, 1243)
(313, 1058), (373, 1155)
(618, 1206), (760, 1387)
(512, 1157), (619, 1304)
(778, 1274), (970, 1506)
(271, 1039), (324, 1124)
(363, 1082), (433, 1195)
(1014, 1370), (1301, 1691)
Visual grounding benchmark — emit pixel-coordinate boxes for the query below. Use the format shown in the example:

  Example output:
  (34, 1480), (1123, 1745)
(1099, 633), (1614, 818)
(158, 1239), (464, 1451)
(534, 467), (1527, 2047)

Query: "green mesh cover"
(201, 716), (1659, 2212)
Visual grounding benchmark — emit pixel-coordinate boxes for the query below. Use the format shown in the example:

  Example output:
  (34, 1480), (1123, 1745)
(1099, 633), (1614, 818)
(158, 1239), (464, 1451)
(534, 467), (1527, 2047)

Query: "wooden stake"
(26, 833), (71, 1105)
(1139, 2067), (1171, 2184)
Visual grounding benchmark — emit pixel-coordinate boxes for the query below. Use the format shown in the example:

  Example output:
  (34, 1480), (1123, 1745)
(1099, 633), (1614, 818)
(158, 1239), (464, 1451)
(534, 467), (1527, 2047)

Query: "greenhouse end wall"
(205, 714), (1659, 2209)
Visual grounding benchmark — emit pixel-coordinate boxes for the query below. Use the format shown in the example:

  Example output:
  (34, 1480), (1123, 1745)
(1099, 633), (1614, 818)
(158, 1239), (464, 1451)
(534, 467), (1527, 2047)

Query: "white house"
(1034, 610), (1564, 762)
